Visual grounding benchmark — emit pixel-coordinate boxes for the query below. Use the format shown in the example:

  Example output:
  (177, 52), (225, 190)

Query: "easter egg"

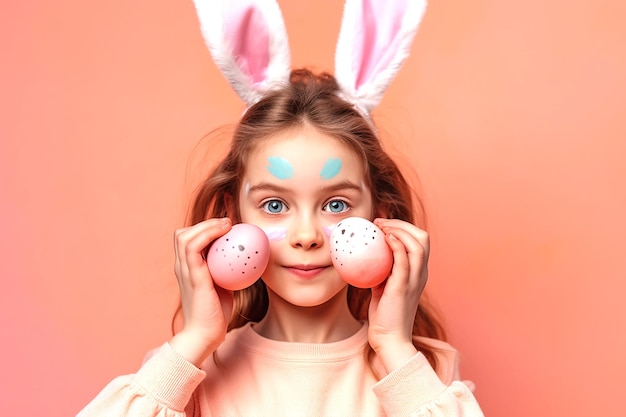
(207, 223), (270, 291)
(329, 217), (393, 288)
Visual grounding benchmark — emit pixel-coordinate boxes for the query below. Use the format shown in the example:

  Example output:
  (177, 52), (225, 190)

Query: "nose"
(289, 214), (324, 250)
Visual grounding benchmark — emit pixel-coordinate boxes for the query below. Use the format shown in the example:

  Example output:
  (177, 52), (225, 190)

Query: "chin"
(266, 283), (349, 309)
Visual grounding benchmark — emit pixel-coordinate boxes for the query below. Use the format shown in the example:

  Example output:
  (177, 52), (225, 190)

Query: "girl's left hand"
(368, 218), (429, 373)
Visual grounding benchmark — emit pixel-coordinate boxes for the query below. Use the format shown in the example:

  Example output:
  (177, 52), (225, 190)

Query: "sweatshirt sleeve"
(372, 352), (484, 417)
(76, 343), (206, 417)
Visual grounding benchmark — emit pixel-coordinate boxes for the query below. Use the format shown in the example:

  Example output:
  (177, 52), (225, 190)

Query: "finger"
(384, 232), (411, 289)
(385, 226), (428, 264)
(175, 218), (231, 264)
(374, 218), (430, 258)
(382, 228), (428, 294)
(174, 218), (232, 286)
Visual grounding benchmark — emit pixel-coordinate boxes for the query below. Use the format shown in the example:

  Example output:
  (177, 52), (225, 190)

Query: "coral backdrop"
(1, 1), (624, 416)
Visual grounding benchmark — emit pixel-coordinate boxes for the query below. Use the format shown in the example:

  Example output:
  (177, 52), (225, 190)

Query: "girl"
(78, 1), (484, 416)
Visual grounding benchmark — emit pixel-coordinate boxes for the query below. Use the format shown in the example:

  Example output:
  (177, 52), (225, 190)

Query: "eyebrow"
(247, 180), (363, 194)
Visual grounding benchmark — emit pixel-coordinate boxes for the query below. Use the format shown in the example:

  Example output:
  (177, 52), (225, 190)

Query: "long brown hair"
(173, 68), (446, 371)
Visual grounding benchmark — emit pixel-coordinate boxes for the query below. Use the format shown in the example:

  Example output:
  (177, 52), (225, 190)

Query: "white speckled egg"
(330, 217), (393, 288)
(207, 223), (270, 291)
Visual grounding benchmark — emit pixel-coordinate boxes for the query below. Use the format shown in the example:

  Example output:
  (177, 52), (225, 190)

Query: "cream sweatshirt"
(77, 322), (484, 416)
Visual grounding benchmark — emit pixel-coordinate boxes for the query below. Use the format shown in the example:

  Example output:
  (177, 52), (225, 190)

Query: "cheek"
(263, 227), (287, 263)
(263, 226), (287, 241)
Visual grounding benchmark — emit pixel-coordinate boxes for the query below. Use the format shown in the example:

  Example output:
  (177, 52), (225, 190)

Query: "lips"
(285, 264), (330, 279)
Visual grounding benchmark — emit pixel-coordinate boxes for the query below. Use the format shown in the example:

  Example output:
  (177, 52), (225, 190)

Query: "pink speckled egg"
(207, 223), (270, 291)
(330, 217), (393, 288)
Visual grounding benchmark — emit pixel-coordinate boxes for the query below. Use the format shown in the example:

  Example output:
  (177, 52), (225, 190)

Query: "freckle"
(238, 245), (245, 251)
(350, 232), (354, 237)
(341, 229), (346, 235)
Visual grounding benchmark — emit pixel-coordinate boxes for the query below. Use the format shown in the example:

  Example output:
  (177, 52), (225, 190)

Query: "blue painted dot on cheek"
(267, 157), (294, 180)
(320, 158), (343, 179)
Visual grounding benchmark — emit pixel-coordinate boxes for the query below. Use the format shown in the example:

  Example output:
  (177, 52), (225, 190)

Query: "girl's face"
(238, 124), (374, 308)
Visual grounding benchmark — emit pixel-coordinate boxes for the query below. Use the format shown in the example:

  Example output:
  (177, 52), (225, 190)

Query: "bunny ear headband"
(192, 0), (427, 117)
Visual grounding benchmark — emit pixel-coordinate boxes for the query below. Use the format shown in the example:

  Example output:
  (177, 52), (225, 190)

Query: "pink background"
(1, 1), (625, 416)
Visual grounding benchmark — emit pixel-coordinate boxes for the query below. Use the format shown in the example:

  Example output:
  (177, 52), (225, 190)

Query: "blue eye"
(324, 199), (348, 213)
(263, 199), (286, 214)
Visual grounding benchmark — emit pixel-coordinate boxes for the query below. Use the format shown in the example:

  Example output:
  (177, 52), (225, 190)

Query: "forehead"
(245, 125), (365, 180)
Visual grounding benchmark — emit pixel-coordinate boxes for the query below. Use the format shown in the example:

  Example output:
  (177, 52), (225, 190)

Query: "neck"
(254, 286), (362, 343)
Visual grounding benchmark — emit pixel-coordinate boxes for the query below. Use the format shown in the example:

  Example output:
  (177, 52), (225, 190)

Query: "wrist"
(169, 329), (221, 367)
(375, 341), (418, 374)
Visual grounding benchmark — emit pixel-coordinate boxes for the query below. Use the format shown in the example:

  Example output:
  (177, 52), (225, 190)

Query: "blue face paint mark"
(320, 158), (343, 179)
(267, 156), (294, 180)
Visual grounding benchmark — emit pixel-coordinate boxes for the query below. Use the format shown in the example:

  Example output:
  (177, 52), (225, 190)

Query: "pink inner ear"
(224, 1), (270, 86)
(354, 0), (407, 89)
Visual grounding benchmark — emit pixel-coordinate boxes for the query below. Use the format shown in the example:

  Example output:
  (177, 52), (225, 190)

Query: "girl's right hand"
(169, 217), (234, 367)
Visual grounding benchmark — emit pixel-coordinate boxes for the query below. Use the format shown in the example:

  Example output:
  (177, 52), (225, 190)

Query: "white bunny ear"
(192, 0), (291, 106)
(335, 0), (427, 115)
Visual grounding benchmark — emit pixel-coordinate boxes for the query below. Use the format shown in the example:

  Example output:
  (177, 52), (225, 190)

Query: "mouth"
(285, 264), (330, 279)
